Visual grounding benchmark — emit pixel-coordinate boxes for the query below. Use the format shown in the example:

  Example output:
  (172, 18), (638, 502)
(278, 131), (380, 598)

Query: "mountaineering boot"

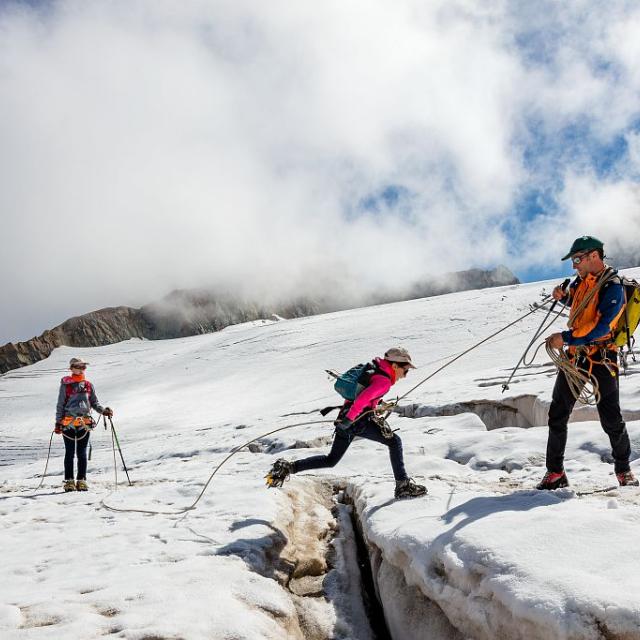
(76, 480), (88, 491)
(616, 471), (640, 487)
(395, 478), (427, 499)
(63, 479), (76, 492)
(265, 459), (294, 488)
(536, 471), (569, 490)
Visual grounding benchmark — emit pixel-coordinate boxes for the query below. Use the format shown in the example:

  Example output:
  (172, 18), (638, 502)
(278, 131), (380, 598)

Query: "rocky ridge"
(0, 266), (519, 374)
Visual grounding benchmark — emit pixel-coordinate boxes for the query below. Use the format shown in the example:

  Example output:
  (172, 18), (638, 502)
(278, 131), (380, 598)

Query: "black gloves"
(103, 407), (113, 418)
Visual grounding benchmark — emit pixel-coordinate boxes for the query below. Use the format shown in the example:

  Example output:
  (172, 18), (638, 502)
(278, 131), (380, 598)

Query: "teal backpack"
(332, 362), (390, 400)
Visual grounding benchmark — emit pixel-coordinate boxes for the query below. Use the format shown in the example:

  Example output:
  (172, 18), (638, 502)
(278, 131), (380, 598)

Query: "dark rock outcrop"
(376, 266), (520, 304)
(0, 266), (520, 375)
(0, 307), (150, 374)
(140, 290), (321, 340)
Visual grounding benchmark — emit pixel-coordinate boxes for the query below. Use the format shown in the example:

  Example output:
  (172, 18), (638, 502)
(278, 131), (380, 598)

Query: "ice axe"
(502, 278), (570, 392)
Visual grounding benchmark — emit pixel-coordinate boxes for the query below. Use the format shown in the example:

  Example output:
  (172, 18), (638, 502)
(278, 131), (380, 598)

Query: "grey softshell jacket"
(56, 378), (104, 423)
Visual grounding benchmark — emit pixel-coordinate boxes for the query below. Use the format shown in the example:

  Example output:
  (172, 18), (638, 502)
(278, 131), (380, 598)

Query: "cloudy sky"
(1, 0), (640, 344)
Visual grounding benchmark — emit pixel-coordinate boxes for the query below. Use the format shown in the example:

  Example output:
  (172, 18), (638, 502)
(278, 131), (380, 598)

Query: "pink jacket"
(345, 358), (395, 422)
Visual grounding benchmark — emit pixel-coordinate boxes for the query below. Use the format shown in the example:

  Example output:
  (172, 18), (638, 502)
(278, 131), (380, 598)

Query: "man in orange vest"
(537, 236), (638, 490)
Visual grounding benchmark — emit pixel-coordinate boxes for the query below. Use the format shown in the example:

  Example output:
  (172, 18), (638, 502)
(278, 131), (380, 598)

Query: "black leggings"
(292, 416), (408, 482)
(546, 353), (631, 474)
(63, 430), (91, 480)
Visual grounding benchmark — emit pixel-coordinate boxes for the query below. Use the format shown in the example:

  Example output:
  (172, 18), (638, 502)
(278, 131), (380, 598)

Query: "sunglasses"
(571, 251), (593, 264)
(71, 365), (87, 370)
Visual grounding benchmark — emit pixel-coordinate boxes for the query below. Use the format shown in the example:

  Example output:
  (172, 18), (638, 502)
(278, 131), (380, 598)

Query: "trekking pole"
(108, 417), (132, 486)
(111, 423), (118, 489)
(501, 278), (570, 393)
(100, 414), (118, 489)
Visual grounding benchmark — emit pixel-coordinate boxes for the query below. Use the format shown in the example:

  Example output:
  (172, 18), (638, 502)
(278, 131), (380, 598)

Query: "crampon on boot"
(616, 471), (640, 487)
(265, 459), (293, 488)
(395, 478), (427, 499)
(63, 479), (76, 492)
(536, 470), (569, 490)
(76, 480), (88, 491)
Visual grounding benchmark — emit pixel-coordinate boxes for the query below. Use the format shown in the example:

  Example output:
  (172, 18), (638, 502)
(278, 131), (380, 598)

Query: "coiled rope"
(545, 343), (601, 405)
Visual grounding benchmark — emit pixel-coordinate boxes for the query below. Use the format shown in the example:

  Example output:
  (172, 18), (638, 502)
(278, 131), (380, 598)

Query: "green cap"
(561, 235), (604, 260)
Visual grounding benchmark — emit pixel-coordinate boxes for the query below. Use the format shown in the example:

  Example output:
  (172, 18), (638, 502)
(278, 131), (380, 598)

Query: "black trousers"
(546, 352), (631, 474)
(292, 416), (408, 482)
(63, 430), (91, 480)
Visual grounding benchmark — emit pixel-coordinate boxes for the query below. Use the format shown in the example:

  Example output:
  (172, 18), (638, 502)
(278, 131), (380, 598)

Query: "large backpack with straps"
(613, 276), (640, 351)
(333, 362), (389, 401)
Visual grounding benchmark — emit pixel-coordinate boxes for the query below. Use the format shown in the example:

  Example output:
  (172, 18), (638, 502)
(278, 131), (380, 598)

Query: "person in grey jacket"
(55, 357), (113, 491)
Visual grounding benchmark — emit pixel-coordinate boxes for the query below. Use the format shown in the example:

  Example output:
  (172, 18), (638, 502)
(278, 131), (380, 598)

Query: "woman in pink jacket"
(266, 348), (427, 499)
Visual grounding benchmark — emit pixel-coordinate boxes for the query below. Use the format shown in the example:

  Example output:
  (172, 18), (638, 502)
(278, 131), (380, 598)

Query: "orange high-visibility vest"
(568, 272), (625, 353)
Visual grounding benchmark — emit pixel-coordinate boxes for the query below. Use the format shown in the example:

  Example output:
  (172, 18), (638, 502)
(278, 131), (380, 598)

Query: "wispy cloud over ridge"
(1, 0), (639, 343)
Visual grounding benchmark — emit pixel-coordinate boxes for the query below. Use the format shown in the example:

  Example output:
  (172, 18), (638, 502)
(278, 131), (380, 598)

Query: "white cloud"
(1, 0), (640, 342)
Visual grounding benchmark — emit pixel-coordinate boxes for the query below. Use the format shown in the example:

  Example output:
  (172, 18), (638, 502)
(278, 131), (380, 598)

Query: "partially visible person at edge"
(266, 347), (427, 499)
(537, 235), (638, 490)
(55, 357), (113, 492)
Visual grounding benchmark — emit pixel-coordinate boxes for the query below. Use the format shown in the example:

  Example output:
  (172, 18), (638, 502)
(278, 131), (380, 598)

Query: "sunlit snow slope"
(1, 270), (639, 639)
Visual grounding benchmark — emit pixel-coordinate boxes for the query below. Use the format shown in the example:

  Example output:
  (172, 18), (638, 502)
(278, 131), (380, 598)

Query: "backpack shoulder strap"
(64, 379), (92, 400)
(372, 361), (391, 379)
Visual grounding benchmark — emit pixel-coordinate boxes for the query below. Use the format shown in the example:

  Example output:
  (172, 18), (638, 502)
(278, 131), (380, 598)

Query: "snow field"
(1, 269), (640, 638)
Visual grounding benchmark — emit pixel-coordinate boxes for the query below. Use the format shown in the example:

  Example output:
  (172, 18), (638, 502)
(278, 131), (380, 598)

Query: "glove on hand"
(103, 407), (113, 418)
(334, 416), (353, 429)
(54, 423), (63, 434)
(377, 400), (396, 412)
